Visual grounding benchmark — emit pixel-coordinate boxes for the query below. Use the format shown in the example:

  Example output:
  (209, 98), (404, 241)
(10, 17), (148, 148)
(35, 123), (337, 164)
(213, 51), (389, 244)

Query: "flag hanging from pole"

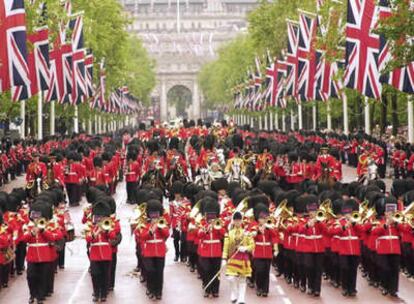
(344, 0), (381, 99)
(0, 0), (30, 98)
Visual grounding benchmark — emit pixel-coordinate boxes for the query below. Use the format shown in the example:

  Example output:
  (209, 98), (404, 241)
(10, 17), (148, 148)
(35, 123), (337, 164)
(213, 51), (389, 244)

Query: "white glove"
(273, 250), (279, 257)
(221, 260), (227, 267)
(238, 246), (247, 253)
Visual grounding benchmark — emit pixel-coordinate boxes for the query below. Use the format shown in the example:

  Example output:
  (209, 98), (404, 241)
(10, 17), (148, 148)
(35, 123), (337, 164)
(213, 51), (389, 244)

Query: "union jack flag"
(276, 59), (288, 108)
(46, 42), (72, 103)
(262, 51), (273, 108)
(344, 0), (381, 99)
(285, 20), (299, 100)
(253, 56), (263, 111)
(85, 52), (94, 98)
(0, 0), (30, 97)
(378, 0), (414, 94)
(28, 27), (50, 96)
(297, 12), (318, 102)
(69, 14), (86, 105)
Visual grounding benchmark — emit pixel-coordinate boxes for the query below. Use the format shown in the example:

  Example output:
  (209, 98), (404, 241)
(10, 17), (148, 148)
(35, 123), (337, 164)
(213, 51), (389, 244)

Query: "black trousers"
(110, 253), (117, 289)
(187, 241), (197, 270)
(304, 252), (324, 293)
(126, 181), (138, 204)
(58, 243), (65, 268)
(275, 245), (284, 274)
(332, 252), (341, 285)
(339, 255), (359, 293)
(253, 259), (271, 294)
(172, 229), (180, 259)
(90, 261), (111, 299)
(142, 257), (165, 297)
(283, 248), (293, 281)
(0, 263), (11, 286)
(199, 257), (221, 294)
(294, 251), (307, 288)
(66, 183), (81, 206)
(369, 249), (380, 284)
(14, 242), (26, 273)
(45, 261), (55, 294)
(377, 254), (400, 294)
(27, 262), (48, 300)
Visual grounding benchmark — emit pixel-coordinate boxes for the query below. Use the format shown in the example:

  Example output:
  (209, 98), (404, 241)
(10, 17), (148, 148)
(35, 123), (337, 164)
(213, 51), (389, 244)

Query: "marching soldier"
(250, 201), (278, 297)
(23, 200), (62, 304)
(198, 196), (226, 298)
(169, 181), (191, 262)
(85, 199), (117, 303)
(125, 152), (140, 204)
(140, 199), (169, 300)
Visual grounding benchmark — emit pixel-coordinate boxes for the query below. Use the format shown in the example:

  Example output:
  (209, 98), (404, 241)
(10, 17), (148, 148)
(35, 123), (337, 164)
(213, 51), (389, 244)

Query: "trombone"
(157, 218), (168, 229)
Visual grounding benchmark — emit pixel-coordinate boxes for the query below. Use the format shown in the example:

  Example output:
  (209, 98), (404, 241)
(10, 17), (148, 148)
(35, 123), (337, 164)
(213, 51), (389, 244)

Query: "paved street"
(0, 166), (411, 304)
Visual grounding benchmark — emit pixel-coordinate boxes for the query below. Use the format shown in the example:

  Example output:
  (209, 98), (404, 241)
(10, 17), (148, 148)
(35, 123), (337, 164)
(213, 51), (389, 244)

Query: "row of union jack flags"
(233, 0), (413, 111)
(0, 0), (140, 114)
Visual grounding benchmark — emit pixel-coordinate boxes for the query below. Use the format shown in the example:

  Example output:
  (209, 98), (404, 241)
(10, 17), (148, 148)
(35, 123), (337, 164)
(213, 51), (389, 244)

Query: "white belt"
(256, 242), (271, 246)
(377, 236), (399, 241)
(339, 236), (359, 241)
(203, 240), (220, 244)
(303, 235), (323, 240)
(146, 240), (163, 244)
(28, 243), (49, 247)
(333, 236), (340, 239)
(90, 242), (109, 247)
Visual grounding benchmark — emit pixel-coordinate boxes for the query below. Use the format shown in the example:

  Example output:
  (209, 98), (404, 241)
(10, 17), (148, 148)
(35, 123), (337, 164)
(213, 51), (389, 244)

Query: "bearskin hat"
(171, 181), (185, 196)
(211, 178), (228, 193)
(169, 137), (180, 150)
(30, 200), (53, 220)
(254, 203), (269, 221)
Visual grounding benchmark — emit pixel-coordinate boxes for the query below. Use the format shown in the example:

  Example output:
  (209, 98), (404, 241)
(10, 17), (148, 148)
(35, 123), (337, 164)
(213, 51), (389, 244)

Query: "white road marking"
(276, 285), (285, 296)
(282, 297), (292, 304)
(67, 267), (89, 304)
(270, 272), (277, 282)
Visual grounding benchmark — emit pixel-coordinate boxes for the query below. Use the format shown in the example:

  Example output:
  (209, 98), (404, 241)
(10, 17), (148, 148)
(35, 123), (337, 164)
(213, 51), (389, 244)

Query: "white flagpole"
(327, 100), (332, 131)
(269, 111), (274, 130)
(259, 115), (263, 130)
(290, 109), (294, 130)
(20, 100), (25, 138)
(343, 93), (349, 135)
(408, 95), (414, 144)
(50, 100), (55, 135)
(37, 92), (43, 140)
(264, 112), (268, 130)
(298, 103), (303, 130)
(282, 111), (286, 132)
(312, 103), (317, 130)
(73, 105), (79, 133)
(364, 96), (370, 135)
(88, 117), (92, 134)
(275, 111), (279, 130)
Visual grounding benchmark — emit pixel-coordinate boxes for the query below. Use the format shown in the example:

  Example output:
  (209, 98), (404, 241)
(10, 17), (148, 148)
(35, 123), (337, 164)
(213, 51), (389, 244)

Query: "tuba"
(316, 209), (327, 222)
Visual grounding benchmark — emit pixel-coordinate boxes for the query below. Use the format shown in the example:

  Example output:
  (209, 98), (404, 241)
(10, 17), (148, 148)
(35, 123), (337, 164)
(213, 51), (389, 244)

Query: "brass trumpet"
(35, 218), (48, 230)
(157, 218), (168, 229)
(0, 223), (8, 234)
(212, 218), (223, 230)
(392, 211), (404, 224)
(99, 217), (114, 231)
(350, 211), (362, 224)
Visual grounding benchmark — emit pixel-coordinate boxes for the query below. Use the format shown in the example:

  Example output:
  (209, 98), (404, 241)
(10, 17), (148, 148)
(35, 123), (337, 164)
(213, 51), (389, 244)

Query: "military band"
(0, 121), (414, 303)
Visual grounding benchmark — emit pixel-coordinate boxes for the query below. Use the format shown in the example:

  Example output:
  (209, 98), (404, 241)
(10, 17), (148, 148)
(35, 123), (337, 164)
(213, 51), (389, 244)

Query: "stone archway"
(167, 85), (192, 119)
(160, 78), (200, 122)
